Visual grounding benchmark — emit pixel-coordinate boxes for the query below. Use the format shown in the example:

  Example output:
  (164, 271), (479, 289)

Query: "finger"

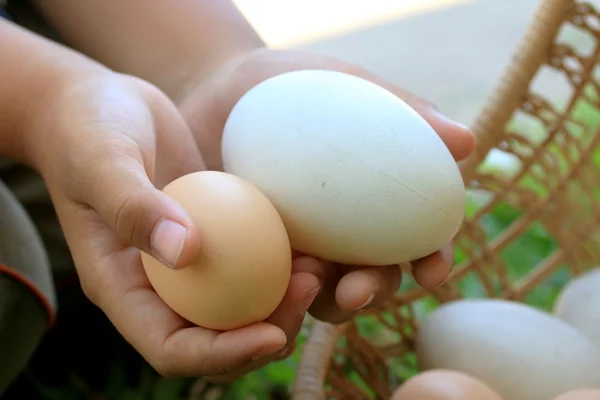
(163, 320), (287, 378)
(86, 153), (201, 270)
(420, 110), (475, 162)
(263, 270), (319, 344)
(346, 69), (476, 162)
(335, 265), (403, 311)
(56, 79), (206, 270)
(207, 270), (320, 384)
(64, 112), (202, 270)
(209, 340), (298, 385)
(289, 256), (346, 323)
(292, 258), (403, 323)
(412, 243), (454, 289)
(274, 340), (297, 361)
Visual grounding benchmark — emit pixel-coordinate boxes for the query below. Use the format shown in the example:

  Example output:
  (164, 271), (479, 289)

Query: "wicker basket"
(292, 0), (600, 398)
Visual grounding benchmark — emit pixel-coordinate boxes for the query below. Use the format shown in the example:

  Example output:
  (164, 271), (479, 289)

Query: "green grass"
(12, 95), (600, 400)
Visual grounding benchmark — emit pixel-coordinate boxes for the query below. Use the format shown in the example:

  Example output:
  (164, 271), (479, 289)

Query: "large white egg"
(416, 299), (600, 400)
(221, 70), (465, 265)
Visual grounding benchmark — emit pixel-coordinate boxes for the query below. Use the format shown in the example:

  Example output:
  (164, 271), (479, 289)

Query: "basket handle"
(459, 0), (576, 182)
(293, 321), (347, 400)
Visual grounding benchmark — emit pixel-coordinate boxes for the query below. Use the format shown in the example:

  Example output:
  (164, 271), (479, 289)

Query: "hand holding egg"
(179, 48), (475, 325)
(141, 69), (472, 366)
(144, 70), (471, 332)
(141, 171), (293, 331)
(44, 48), (474, 385)
(41, 77), (320, 384)
(219, 67), (472, 320)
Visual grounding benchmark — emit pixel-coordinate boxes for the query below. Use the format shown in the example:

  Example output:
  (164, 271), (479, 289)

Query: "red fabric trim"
(0, 264), (56, 329)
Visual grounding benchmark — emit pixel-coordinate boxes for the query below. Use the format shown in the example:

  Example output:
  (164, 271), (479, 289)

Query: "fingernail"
(301, 286), (320, 316)
(440, 243), (454, 266)
(352, 292), (375, 311)
(152, 219), (188, 268)
(252, 343), (286, 360)
(274, 344), (296, 360)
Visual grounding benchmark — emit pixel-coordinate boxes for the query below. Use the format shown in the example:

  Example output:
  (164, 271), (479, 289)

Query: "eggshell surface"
(141, 171), (292, 331)
(553, 268), (600, 349)
(553, 389), (600, 400)
(416, 299), (600, 400)
(391, 369), (503, 400)
(221, 70), (465, 266)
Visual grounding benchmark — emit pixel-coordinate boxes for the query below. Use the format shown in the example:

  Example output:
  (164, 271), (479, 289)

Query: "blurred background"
(6, 0), (600, 399)
(234, 0), (541, 126)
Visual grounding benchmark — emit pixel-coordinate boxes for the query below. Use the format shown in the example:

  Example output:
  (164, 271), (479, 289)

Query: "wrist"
(20, 66), (111, 171)
(171, 45), (269, 108)
(0, 19), (109, 166)
(32, 0), (267, 106)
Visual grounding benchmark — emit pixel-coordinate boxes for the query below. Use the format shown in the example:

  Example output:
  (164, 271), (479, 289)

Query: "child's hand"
(23, 0), (475, 383)
(27, 72), (318, 380)
(179, 48), (476, 325)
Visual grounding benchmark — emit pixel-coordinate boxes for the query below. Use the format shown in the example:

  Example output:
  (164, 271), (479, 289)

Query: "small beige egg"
(553, 389), (600, 400)
(391, 369), (503, 400)
(141, 171), (292, 331)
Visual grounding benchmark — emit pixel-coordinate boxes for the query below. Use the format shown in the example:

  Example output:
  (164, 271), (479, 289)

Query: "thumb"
(84, 154), (201, 270)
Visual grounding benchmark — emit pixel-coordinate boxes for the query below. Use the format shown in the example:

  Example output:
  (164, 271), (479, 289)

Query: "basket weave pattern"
(293, 0), (600, 398)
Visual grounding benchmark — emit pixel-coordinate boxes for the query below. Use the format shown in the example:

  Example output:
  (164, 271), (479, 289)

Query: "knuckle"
(110, 180), (160, 248)
(122, 74), (169, 106)
(113, 193), (147, 244)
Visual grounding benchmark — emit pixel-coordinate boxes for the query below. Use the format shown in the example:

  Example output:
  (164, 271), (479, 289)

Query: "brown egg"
(553, 389), (600, 400)
(391, 369), (504, 400)
(141, 171), (292, 331)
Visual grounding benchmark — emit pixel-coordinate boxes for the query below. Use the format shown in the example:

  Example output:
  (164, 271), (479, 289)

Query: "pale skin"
(1, 1), (475, 383)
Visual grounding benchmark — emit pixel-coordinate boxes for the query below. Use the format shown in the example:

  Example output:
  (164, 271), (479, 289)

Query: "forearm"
(0, 18), (107, 164)
(33, 0), (266, 103)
